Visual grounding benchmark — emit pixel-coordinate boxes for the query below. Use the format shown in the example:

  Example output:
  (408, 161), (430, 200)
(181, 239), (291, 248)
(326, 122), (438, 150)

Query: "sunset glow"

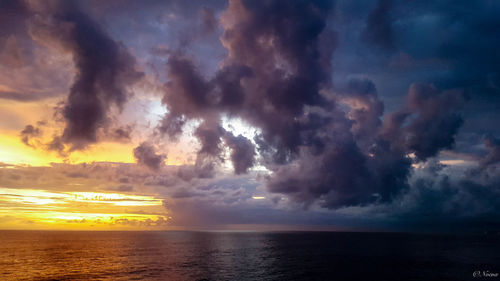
(0, 187), (169, 230)
(0, 0), (499, 233)
(1, 1), (499, 280)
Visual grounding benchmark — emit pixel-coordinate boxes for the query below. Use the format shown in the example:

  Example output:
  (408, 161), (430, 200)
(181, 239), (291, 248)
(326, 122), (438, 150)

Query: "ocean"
(0, 230), (498, 280)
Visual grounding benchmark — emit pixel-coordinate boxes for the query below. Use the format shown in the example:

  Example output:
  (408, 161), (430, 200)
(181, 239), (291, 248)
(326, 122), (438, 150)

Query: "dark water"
(0, 231), (499, 281)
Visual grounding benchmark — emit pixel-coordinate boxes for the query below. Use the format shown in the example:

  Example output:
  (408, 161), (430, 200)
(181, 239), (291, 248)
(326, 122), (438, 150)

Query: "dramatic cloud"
(20, 124), (41, 147)
(363, 0), (394, 50)
(1, 0), (499, 231)
(28, 2), (143, 150)
(151, 0), (471, 212)
(223, 132), (255, 174)
(158, 0), (336, 173)
(133, 142), (166, 171)
(381, 83), (466, 161)
(352, 156), (500, 232)
(336, 78), (384, 147)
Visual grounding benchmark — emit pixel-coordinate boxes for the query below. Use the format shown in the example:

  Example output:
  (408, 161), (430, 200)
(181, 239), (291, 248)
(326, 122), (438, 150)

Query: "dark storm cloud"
(427, 2), (500, 100)
(133, 142), (166, 171)
(158, 54), (251, 140)
(161, 54), (211, 120)
(152, 0), (439, 210)
(381, 83), (466, 161)
(336, 78), (384, 147)
(223, 132), (255, 174)
(158, 0), (336, 174)
(46, 136), (65, 155)
(153, 0), (424, 208)
(194, 120), (224, 157)
(480, 135), (500, 169)
(185, 119), (247, 179)
(155, 0), (489, 214)
(27, 1), (143, 150)
(19, 124), (41, 147)
(333, 0), (500, 135)
(156, 51), (252, 175)
(373, 158), (500, 231)
(363, 0), (394, 50)
(267, 141), (371, 208)
(1, 1), (143, 153)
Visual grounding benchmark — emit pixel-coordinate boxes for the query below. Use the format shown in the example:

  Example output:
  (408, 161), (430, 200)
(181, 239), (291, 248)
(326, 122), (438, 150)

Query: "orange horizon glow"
(0, 187), (172, 230)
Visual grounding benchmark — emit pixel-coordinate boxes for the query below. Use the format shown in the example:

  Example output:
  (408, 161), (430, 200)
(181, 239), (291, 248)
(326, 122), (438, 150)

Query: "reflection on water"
(0, 231), (499, 280)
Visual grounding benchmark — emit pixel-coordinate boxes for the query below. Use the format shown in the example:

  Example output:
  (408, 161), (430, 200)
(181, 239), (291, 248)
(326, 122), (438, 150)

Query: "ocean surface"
(0, 231), (498, 281)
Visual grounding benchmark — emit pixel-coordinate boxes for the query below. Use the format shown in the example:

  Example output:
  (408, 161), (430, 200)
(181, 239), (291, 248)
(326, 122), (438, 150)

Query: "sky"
(0, 0), (499, 232)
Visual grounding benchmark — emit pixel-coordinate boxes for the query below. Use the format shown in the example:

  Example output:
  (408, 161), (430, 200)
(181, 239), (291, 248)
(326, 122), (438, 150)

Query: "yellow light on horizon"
(67, 191), (163, 206)
(0, 133), (138, 166)
(0, 187), (169, 230)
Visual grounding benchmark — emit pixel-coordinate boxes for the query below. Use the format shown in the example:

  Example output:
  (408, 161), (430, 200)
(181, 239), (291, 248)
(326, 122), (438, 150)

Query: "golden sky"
(0, 93), (193, 229)
(0, 187), (170, 230)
